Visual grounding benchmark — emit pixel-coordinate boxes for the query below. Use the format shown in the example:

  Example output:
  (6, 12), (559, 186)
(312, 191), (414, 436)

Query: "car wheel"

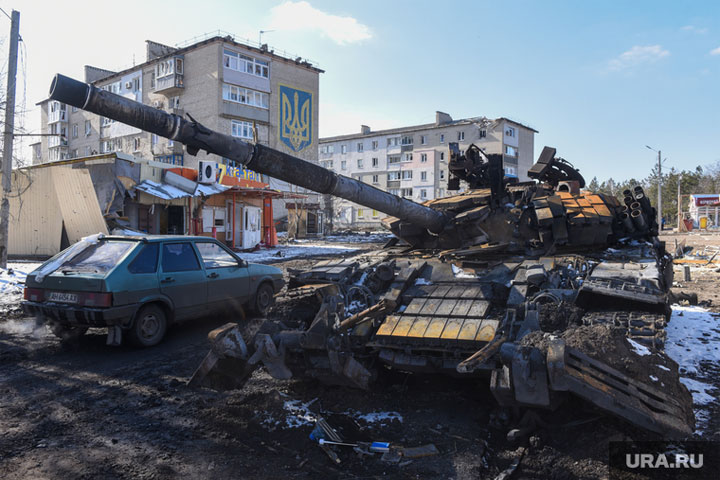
(252, 283), (275, 316)
(50, 324), (88, 342)
(128, 304), (167, 347)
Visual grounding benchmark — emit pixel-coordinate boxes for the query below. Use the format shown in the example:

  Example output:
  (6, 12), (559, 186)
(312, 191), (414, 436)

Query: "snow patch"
(238, 243), (359, 264)
(627, 338), (652, 356)
(282, 398), (318, 428)
(649, 375), (659, 382)
(414, 278), (432, 286)
(345, 410), (403, 424)
(679, 378), (716, 405)
(0, 261), (44, 307)
(451, 264), (477, 279)
(657, 364), (671, 372)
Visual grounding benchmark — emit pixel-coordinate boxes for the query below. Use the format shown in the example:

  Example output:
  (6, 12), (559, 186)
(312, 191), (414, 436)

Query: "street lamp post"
(646, 145), (663, 230)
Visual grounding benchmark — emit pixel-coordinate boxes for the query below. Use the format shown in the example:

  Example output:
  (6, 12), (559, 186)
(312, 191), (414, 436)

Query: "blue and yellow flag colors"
(279, 84), (312, 152)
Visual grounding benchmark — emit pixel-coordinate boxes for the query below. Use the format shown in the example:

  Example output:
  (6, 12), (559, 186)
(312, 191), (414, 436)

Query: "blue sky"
(8, 0), (720, 181)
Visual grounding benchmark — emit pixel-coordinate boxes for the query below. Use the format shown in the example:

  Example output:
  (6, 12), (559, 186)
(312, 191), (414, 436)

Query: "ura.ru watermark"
(625, 452), (703, 469)
(610, 441), (718, 479)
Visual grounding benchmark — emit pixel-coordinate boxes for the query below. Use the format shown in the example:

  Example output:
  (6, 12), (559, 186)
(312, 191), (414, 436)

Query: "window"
(341, 160), (346, 170)
(387, 137), (400, 147)
(388, 154), (401, 164)
(388, 171), (401, 181)
(151, 134), (159, 146)
(371, 140), (378, 150)
(458, 131), (465, 141)
(420, 135), (427, 145)
(372, 210), (379, 218)
(357, 142), (364, 152)
(223, 49), (269, 78)
(85, 146), (91, 156)
(402, 153), (413, 162)
(401, 135), (413, 146)
(438, 188), (445, 198)
(357, 159), (364, 169)
(505, 145), (518, 157)
(320, 144), (335, 154)
(341, 145), (347, 154)
(421, 189), (427, 199)
(372, 174), (379, 184)
(222, 83), (269, 109)
(101, 140), (115, 153)
(154, 57), (183, 79)
(196, 242), (239, 268)
(401, 170), (413, 180)
(231, 120), (253, 139)
(72, 124), (78, 138)
(85, 120), (91, 136)
(357, 208), (364, 219)
(389, 189), (400, 195)
(505, 126), (516, 138)
(440, 170), (445, 180)
(71, 149), (78, 158)
(505, 166), (517, 177)
(128, 244), (159, 274)
(440, 152), (445, 160)
(322, 160), (334, 169)
(168, 139), (174, 147)
(60, 240), (134, 274)
(72, 106), (78, 113)
(134, 137), (141, 151)
(421, 171), (427, 181)
(440, 134), (445, 143)
(479, 129), (487, 139)
(401, 188), (413, 197)
(161, 243), (200, 272)
(169, 96), (180, 109)
(421, 153), (427, 163)
(372, 157), (378, 167)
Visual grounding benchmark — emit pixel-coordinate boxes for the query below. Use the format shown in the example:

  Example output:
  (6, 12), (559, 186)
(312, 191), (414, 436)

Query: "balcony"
(152, 73), (184, 95)
(387, 180), (401, 189)
(48, 110), (67, 124)
(48, 136), (68, 148)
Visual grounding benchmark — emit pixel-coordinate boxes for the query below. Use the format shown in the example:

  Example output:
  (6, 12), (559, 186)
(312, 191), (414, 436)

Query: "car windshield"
(60, 240), (135, 274)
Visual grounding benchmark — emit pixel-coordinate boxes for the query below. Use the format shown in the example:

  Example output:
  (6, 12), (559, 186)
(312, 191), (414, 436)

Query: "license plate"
(47, 292), (78, 304)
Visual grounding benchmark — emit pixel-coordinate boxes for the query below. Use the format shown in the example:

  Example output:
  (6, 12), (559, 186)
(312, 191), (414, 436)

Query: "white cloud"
(710, 46), (720, 56)
(681, 25), (708, 34)
(268, 1), (371, 46)
(608, 45), (670, 71)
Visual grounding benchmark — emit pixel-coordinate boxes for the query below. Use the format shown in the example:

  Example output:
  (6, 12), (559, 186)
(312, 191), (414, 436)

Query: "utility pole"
(656, 149), (662, 230)
(677, 173), (683, 231)
(0, 9), (20, 268)
(646, 145), (664, 231)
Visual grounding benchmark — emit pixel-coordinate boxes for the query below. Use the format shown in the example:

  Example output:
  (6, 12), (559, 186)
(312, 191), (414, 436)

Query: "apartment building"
(35, 34), (323, 224)
(318, 112), (537, 229)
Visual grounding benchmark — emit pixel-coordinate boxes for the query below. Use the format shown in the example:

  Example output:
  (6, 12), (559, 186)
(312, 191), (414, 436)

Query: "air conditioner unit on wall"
(198, 161), (217, 184)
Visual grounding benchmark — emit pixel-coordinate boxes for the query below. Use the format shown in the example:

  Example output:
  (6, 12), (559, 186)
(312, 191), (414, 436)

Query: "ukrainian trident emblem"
(279, 84), (312, 152)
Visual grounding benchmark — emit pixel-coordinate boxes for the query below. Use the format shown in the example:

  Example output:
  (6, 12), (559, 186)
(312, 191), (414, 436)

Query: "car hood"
(246, 263), (282, 277)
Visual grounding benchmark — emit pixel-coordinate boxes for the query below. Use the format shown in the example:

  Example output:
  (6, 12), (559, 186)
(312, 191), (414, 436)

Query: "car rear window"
(60, 240), (134, 274)
(162, 243), (201, 272)
(128, 243), (159, 274)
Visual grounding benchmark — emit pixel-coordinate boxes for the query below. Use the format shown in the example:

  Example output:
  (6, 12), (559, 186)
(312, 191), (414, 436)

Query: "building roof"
(18, 152), (141, 170)
(37, 35), (323, 106)
(319, 116), (538, 143)
(134, 179), (229, 200)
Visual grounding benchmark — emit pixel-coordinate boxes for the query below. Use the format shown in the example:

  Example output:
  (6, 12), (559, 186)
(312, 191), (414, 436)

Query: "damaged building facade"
(33, 34), (323, 232)
(318, 113), (536, 230)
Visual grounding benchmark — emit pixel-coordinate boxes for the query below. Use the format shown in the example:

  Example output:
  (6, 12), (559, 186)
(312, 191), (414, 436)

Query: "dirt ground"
(1, 236), (719, 479)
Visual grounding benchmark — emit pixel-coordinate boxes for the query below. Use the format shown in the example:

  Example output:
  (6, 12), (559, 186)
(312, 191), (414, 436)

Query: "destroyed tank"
(49, 74), (694, 438)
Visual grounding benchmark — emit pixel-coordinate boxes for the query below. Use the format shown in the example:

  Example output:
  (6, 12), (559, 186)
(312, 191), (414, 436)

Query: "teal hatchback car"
(22, 236), (284, 347)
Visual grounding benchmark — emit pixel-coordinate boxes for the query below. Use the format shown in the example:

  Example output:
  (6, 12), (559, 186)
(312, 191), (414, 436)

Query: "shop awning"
(134, 179), (229, 200)
(226, 186), (308, 199)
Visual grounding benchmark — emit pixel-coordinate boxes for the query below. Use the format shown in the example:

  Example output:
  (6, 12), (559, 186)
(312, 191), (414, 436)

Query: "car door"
(195, 240), (250, 315)
(159, 242), (208, 321)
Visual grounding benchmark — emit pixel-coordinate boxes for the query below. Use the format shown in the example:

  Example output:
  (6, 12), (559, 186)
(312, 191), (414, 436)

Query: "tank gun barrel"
(48, 74), (447, 233)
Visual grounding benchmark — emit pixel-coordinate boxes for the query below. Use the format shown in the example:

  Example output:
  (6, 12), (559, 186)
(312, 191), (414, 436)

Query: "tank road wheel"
(251, 283), (275, 316)
(128, 304), (167, 347)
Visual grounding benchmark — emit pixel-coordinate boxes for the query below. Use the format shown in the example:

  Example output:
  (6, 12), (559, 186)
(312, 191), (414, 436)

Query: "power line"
(0, 7), (10, 20)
